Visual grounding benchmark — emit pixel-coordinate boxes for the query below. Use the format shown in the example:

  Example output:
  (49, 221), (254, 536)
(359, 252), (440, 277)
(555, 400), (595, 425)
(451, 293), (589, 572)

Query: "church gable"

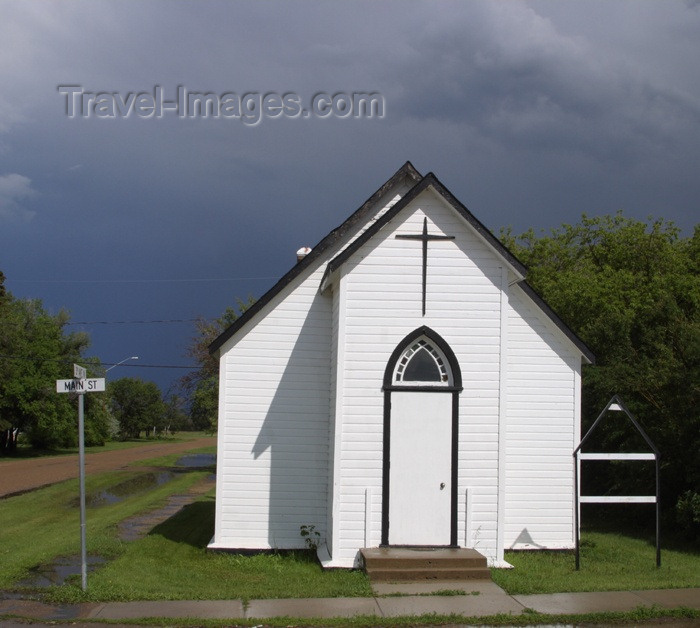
(328, 185), (510, 325)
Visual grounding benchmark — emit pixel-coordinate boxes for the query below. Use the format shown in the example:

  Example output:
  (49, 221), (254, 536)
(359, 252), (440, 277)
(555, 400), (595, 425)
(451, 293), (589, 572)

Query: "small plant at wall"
(300, 524), (321, 550)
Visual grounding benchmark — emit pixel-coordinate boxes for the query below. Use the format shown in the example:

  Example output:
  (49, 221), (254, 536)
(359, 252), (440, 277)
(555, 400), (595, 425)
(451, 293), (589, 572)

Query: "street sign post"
(55, 365), (105, 592)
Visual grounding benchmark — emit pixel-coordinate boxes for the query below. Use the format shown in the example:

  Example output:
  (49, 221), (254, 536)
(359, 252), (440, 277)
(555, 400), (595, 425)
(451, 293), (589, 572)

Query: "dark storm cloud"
(0, 1), (698, 391)
(389, 3), (700, 167)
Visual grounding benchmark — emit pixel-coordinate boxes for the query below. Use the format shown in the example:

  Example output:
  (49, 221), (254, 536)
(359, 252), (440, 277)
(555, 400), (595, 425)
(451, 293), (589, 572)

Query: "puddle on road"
(70, 471), (174, 508)
(15, 555), (106, 589)
(175, 453), (216, 468)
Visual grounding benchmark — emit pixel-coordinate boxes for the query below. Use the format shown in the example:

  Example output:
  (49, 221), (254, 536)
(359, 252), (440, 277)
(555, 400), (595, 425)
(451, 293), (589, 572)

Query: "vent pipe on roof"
(296, 246), (312, 263)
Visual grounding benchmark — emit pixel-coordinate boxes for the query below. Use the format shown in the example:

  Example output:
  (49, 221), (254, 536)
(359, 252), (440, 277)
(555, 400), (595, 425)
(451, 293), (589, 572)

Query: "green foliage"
(109, 377), (165, 439)
(502, 214), (699, 515)
(676, 490), (700, 540)
(189, 375), (219, 431)
(82, 393), (114, 446)
(0, 284), (96, 450)
(162, 393), (189, 434)
(181, 296), (256, 432)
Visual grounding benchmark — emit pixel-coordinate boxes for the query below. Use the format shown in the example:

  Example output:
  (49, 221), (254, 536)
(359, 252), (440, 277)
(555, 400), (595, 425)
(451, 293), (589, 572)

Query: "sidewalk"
(1, 583), (698, 624)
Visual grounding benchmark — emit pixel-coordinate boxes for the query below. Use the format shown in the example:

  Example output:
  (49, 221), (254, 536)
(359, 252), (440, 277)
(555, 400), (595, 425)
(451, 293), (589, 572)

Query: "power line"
(65, 318), (204, 325)
(3, 317), (220, 327)
(0, 355), (199, 370)
(8, 276), (277, 284)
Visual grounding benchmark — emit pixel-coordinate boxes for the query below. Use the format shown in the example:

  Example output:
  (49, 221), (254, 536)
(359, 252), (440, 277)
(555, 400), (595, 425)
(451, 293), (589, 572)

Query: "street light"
(105, 356), (139, 373)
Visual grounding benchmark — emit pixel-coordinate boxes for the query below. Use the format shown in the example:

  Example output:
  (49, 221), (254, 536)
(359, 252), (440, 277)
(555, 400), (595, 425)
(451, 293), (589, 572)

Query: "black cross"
(395, 217), (455, 316)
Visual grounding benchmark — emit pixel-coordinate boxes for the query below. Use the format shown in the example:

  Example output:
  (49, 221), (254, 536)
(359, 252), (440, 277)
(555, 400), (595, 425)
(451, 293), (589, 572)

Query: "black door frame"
(381, 326), (463, 547)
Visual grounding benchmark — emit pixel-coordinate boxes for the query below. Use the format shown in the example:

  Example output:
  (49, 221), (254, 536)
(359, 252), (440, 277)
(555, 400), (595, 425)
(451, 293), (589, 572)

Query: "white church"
(208, 162), (594, 568)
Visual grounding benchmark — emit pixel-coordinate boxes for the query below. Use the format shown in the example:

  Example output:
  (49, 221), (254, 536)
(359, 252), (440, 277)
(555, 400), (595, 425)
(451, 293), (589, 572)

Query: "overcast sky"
(1, 0), (699, 393)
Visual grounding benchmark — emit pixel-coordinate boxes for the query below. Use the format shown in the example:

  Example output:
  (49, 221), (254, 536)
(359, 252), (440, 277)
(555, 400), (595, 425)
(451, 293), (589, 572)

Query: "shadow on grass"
(149, 496), (215, 548)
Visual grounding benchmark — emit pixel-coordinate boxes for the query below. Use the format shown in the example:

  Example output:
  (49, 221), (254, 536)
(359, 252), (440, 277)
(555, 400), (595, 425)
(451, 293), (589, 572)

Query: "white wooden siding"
(504, 283), (581, 549)
(210, 262), (332, 550)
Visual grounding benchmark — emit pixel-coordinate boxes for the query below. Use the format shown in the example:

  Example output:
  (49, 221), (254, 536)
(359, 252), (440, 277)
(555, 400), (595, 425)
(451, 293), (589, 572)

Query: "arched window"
(393, 338), (452, 385)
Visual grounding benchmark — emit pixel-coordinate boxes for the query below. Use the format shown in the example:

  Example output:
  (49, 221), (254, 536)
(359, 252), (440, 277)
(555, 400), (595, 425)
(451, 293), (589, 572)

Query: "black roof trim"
(322, 172), (528, 285)
(209, 161), (423, 354)
(516, 280), (595, 364)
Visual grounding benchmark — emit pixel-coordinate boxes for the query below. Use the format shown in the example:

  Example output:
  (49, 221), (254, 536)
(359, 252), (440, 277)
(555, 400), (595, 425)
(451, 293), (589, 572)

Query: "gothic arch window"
(383, 326), (462, 391)
(393, 337), (452, 385)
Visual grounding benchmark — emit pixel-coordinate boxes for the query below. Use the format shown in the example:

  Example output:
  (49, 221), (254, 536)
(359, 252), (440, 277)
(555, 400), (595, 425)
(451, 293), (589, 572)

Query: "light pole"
(105, 356), (139, 373)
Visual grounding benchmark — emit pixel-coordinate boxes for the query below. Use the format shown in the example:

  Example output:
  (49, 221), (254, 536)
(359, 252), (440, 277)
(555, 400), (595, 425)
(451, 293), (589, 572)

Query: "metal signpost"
(56, 365), (105, 591)
(573, 395), (661, 570)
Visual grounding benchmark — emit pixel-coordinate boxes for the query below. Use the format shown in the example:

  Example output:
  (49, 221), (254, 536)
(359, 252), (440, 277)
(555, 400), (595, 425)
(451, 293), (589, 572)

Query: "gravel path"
(0, 436), (216, 497)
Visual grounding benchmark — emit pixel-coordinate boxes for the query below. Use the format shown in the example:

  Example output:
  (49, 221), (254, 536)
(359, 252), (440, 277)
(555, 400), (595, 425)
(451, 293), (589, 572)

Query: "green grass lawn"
(0, 465), (209, 589)
(50, 495), (371, 603)
(46, 447), (369, 602)
(3, 453), (698, 605)
(50, 497), (699, 603)
(493, 531), (700, 595)
(1, 447), (370, 604)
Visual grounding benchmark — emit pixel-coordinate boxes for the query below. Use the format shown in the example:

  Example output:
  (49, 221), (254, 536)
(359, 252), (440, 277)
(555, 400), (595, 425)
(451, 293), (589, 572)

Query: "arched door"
(381, 327), (462, 546)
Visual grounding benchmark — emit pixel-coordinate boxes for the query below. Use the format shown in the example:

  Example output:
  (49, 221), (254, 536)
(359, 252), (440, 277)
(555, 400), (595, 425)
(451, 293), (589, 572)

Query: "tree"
(162, 392), (189, 434)
(0, 280), (101, 450)
(83, 392), (116, 446)
(108, 377), (164, 439)
(189, 375), (219, 431)
(501, 214), (699, 517)
(181, 297), (255, 432)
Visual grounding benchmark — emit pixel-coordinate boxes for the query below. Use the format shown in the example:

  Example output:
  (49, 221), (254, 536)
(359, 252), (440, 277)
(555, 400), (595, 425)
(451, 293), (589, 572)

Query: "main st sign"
(56, 378), (106, 393)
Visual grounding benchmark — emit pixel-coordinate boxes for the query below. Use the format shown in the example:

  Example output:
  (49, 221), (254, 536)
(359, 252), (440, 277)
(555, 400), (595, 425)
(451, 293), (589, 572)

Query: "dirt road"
(0, 436), (216, 498)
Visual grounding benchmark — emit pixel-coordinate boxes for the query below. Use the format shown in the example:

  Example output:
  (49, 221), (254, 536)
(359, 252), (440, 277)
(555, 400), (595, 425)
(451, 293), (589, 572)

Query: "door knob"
(440, 482), (446, 490)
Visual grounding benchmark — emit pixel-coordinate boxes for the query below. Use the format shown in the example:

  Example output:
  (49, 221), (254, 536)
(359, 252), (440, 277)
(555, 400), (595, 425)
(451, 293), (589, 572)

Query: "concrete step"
(363, 553), (487, 570)
(361, 548), (491, 583)
(367, 567), (492, 581)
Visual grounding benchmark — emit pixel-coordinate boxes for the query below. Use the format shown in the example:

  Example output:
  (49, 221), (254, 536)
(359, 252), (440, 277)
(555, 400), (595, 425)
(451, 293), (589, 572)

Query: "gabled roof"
(209, 163), (595, 364)
(209, 161), (422, 355)
(320, 172), (527, 289)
